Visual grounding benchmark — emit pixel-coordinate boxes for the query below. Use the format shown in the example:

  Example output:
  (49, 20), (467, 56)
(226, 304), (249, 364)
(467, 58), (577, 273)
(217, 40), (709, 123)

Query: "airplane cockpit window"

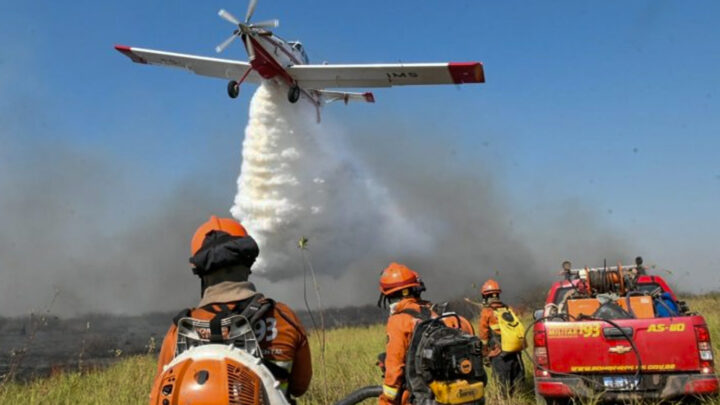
(289, 41), (309, 64)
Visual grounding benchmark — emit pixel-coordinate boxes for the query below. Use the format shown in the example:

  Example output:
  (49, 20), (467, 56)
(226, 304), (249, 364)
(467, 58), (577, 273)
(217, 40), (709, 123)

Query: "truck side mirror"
(534, 309), (544, 321)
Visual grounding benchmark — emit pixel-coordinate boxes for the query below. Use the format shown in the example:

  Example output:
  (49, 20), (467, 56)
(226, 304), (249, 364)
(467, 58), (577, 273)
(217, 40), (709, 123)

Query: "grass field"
(1, 294), (719, 404)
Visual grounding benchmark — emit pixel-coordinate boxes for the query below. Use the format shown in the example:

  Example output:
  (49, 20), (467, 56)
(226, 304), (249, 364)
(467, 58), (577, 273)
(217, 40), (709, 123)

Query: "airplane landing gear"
(288, 84), (300, 103)
(227, 80), (240, 98)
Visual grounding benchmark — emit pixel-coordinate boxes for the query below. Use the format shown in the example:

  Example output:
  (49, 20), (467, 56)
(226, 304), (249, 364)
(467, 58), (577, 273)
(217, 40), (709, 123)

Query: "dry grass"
(0, 295), (719, 404)
(300, 324), (385, 404)
(0, 355), (156, 404)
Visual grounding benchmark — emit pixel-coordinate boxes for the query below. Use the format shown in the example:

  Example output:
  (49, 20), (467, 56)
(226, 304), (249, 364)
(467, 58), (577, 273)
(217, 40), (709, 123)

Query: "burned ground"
(0, 305), (388, 381)
(0, 297), (509, 381)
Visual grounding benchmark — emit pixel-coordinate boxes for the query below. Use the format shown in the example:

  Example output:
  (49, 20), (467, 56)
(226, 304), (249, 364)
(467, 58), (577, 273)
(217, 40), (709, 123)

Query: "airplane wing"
(288, 62), (484, 89)
(114, 45), (262, 82)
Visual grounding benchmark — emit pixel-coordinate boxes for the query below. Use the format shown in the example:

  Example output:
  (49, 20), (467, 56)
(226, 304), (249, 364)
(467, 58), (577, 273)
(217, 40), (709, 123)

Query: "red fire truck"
(532, 258), (718, 403)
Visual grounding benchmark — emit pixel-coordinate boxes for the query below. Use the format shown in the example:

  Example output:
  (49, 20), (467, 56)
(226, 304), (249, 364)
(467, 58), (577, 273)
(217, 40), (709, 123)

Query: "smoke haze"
(0, 140), (229, 315)
(2, 83), (704, 318)
(230, 83), (635, 307)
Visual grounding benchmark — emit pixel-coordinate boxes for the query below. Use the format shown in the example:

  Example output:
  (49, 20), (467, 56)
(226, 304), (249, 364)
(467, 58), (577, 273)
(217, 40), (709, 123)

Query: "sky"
(1, 1), (719, 315)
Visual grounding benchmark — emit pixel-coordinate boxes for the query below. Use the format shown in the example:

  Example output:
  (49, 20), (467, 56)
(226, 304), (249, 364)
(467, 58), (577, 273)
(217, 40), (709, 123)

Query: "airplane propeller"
(249, 19), (280, 29)
(245, 32), (255, 60)
(218, 9), (241, 25)
(245, 0), (258, 23)
(215, 30), (240, 54)
(215, 1), (279, 58)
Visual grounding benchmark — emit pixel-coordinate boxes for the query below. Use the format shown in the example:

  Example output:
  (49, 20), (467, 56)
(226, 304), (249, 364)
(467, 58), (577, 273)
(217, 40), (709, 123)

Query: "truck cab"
(533, 261), (718, 403)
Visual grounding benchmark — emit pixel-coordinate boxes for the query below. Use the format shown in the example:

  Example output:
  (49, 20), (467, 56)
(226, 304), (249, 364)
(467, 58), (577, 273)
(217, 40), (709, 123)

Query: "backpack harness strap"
(208, 303), (231, 343)
(489, 305), (508, 348)
(398, 306), (433, 321)
(173, 294), (274, 343)
(490, 305), (507, 330)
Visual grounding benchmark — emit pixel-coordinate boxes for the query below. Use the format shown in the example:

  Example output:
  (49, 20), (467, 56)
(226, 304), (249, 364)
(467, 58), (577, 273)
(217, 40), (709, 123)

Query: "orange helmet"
(191, 215), (249, 256)
(481, 279), (501, 297)
(150, 345), (289, 405)
(379, 262), (421, 296)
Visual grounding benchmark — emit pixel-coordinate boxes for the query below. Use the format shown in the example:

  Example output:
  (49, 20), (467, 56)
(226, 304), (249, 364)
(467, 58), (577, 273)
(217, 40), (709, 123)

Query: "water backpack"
(492, 306), (526, 353)
(150, 344), (290, 405)
(172, 294), (300, 383)
(402, 308), (486, 405)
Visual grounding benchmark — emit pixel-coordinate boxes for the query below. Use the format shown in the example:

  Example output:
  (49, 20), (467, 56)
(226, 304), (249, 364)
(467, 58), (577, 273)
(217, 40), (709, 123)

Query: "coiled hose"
(333, 385), (383, 405)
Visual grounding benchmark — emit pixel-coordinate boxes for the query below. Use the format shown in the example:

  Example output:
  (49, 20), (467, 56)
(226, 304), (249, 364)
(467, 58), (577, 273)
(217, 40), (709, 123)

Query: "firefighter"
(477, 279), (524, 396)
(151, 215), (312, 403)
(377, 263), (474, 405)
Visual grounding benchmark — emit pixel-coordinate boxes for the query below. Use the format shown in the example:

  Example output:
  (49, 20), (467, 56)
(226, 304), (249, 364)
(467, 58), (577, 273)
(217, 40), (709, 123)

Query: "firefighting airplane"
(115, 0), (485, 121)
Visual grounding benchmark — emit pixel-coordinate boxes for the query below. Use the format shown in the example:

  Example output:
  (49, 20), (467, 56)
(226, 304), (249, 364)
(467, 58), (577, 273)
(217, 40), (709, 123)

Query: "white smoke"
(230, 82), (430, 278)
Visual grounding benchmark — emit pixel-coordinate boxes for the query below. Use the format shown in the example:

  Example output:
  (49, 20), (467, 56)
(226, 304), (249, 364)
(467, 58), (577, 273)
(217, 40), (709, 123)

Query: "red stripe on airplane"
(247, 37), (295, 85)
(448, 62), (485, 84)
(114, 45), (147, 64)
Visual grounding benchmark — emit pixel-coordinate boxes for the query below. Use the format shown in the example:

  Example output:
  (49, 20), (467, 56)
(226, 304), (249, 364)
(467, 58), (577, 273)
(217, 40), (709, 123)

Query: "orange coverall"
(379, 297), (474, 405)
(152, 282), (312, 401)
(477, 301), (507, 358)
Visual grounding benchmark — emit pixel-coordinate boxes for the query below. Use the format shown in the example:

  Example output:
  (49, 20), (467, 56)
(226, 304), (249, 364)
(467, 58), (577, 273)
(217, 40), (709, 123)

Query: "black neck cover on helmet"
(189, 230), (259, 276)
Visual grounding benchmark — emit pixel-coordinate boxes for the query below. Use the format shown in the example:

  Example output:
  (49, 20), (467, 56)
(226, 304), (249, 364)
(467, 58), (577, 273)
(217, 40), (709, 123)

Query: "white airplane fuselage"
(244, 32), (308, 86)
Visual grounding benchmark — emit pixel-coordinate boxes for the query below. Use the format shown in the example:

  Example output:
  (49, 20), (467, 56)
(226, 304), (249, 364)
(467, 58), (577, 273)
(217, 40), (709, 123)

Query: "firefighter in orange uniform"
(477, 279), (523, 396)
(378, 263), (474, 405)
(151, 216), (312, 403)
